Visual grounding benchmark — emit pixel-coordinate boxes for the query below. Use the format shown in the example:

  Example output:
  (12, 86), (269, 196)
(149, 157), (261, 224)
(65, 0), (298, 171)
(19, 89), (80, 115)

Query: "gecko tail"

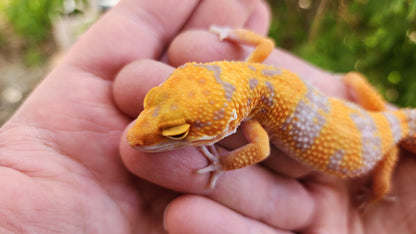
(400, 109), (416, 153)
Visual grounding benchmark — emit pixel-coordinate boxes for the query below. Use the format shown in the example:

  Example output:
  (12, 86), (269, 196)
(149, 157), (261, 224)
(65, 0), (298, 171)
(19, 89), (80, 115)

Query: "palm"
(1, 152), (173, 233)
(0, 0), (270, 232)
(0, 50), (175, 233)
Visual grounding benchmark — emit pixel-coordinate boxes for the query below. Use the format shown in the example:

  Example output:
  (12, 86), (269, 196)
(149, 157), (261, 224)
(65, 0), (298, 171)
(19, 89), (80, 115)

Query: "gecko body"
(127, 26), (416, 202)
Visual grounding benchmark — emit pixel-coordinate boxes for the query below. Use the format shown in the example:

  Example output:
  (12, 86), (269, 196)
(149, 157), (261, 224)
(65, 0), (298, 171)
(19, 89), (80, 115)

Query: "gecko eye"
(162, 124), (190, 140)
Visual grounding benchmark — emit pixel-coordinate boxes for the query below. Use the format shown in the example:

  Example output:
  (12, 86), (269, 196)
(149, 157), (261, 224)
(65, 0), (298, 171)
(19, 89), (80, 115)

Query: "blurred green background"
(1, 0), (416, 125)
(268, 0), (416, 107)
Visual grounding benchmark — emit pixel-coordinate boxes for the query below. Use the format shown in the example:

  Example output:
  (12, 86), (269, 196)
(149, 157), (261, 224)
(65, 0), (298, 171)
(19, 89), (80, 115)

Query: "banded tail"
(400, 109), (416, 153)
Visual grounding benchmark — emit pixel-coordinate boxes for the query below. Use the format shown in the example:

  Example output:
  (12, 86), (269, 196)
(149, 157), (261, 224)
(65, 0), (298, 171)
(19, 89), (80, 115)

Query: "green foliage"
(0, 2), (8, 50)
(268, 0), (416, 107)
(6, 0), (63, 42)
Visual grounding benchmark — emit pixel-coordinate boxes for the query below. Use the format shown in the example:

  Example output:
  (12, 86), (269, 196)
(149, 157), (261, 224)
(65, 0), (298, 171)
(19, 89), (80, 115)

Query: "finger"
(120, 128), (210, 191)
(65, 0), (200, 79)
(121, 125), (315, 230)
(263, 147), (314, 178)
(165, 195), (293, 234)
(300, 173), (352, 233)
(168, 30), (248, 67)
(243, 0), (271, 35)
(207, 165), (314, 230)
(113, 59), (174, 117)
(182, 0), (269, 33)
(158, 0), (270, 63)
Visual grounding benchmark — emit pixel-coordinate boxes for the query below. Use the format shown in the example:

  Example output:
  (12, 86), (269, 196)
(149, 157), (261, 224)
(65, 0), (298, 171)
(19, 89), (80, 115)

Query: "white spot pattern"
(281, 85), (330, 151)
(195, 64), (236, 102)
(249, 78), (259, 90)
(328, 149), (345, 172)
(382, 112), (403, 143)
(261, 68), (282, 77)
(350, 111), (381, 175)
(248, 65), (257, 71)
(404, 109), (416, 137)
(213, 108), (225, 120)
(260, 81), (275, 106)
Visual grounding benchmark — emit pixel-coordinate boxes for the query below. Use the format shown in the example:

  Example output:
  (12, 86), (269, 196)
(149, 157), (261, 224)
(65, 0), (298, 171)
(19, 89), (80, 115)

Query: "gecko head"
(127, 109), (192, 152)
(127, 85), (193, 152)
(127, 63), (240, 152)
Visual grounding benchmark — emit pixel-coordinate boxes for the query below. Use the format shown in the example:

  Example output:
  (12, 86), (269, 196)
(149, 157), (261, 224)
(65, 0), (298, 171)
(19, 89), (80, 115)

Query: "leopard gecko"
(127, 26), (416, 202)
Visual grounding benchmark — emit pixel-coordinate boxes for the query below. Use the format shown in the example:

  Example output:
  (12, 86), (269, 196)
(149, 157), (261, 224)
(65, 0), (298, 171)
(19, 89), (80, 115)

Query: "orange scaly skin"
(127, 26), (416, 202)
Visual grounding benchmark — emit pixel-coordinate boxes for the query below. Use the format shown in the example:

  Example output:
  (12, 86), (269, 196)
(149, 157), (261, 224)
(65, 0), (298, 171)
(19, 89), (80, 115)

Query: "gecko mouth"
(135, 141), (187, 152)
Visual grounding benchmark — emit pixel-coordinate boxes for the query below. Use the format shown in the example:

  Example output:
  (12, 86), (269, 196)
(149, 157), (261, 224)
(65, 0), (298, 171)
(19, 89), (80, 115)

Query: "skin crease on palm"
(0, 0), (415, 233)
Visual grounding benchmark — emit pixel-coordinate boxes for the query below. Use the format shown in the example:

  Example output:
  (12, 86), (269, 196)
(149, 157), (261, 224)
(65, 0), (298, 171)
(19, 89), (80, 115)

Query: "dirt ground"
(0, 56), (49, 126)
(0, 22), (53, 126)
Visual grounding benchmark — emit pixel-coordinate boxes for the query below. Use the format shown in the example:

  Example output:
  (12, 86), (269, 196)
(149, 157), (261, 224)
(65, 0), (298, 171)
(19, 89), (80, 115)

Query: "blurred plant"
(0, 2), (8, 51)
(268, 0), (416, 107)
(3, 0), (86, 65)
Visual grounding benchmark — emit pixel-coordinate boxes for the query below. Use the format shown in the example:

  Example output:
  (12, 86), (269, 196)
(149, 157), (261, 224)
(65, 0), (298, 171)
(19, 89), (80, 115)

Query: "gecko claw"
(196, 165), (223, 188)
(209, 25), (232, 41)
(196, 164), (218, 174)
(197, 145), (223, 188)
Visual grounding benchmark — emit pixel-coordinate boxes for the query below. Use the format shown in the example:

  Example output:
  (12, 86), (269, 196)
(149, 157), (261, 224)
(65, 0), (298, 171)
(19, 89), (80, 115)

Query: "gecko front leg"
(197, 120), (270, 188)
(343, 72), (399, 204)
(196, 145), (223, 188)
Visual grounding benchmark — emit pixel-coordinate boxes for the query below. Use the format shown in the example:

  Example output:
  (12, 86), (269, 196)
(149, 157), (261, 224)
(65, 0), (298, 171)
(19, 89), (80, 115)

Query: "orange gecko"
(127, 26), (416, 202)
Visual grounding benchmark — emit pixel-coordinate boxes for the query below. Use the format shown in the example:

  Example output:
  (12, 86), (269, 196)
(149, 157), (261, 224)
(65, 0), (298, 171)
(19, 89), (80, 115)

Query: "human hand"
(1, 0), (415, 233)
(117, 5), (416, 234)
(0, 0), (270, 233)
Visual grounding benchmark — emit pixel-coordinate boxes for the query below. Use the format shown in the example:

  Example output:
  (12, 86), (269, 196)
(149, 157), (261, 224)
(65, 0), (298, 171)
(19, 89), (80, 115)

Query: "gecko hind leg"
(370, 146), (399, 202)
(342, 72), (386, 111)
(356, 146), (399, 211)
(210, 25), (275, 63)
(343, 72), (399, 205)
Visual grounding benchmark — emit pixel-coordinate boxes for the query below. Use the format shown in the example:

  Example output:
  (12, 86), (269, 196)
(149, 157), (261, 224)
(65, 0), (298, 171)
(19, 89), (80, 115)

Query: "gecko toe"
(197, 145), (224, 188)
(196, 164), (223, 188)
(209, 25), (232, 41)
(196, 164), (218, 174)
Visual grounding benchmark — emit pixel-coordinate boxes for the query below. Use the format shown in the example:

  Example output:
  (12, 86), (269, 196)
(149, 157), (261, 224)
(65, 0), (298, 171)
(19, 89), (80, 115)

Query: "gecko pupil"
(167, 132), (187, 140)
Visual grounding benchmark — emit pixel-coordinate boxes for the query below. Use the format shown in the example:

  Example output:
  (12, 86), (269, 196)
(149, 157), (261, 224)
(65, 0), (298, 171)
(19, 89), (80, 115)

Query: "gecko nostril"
(127, 133), (144, 147)
(131, 140), (143, 148)
(135, 139), (144, 146)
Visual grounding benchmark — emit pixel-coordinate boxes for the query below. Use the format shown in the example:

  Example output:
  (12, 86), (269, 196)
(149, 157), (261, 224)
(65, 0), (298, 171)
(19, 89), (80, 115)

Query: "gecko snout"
(127, 123), (164, 150)
(126, 131), (144, 148)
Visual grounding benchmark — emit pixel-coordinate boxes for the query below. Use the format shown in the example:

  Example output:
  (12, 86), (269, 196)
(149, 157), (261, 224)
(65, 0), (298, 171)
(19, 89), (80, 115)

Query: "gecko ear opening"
(162, 124), (191, 140)
(143, 86), (160, 108)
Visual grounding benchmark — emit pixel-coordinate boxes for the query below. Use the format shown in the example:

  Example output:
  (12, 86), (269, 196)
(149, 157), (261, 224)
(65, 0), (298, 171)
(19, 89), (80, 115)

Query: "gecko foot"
(196, 145), (223, 188)
(209, 25), (233, 41)
(354, 185), (397, 212)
